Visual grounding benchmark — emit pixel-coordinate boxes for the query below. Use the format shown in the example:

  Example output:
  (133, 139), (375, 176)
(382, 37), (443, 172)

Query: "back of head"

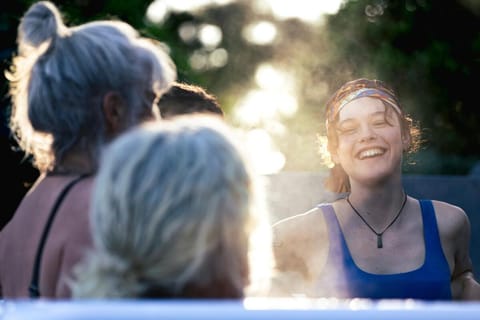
(72, 116), (271, 298)
(158, 82), (224, 119)
(7, 1), (176, 173)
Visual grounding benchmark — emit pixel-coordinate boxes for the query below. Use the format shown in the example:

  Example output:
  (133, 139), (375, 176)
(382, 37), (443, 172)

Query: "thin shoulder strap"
(29, 174), (90, 298)
(317, 203), (347, 263)
(418, 199), (445, 258)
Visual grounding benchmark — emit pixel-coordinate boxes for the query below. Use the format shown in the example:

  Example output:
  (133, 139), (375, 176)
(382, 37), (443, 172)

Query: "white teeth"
(358, 148), (384, 159)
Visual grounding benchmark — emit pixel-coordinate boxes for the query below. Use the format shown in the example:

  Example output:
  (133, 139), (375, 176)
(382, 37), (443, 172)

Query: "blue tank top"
(315, 199), (452, 300)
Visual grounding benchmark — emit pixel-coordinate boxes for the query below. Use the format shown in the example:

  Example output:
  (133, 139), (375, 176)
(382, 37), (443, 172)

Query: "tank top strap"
(419, 199), (435, 251)
(315, 203), (355, 297)
(418, 199), (449, 269)
(316, 203), (351, 266)
(29, 173), (91, 298)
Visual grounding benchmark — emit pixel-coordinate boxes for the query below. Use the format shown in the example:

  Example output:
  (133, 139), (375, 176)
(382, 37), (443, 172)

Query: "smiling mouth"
(358, 148), (385, 160)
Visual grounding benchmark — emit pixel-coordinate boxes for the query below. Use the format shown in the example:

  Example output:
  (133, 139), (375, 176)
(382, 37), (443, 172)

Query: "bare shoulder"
(272, 206), (327, 247)
(431, 199), (470, 235)
(271, 205), (330, 283)
(431, 199), (471, 265)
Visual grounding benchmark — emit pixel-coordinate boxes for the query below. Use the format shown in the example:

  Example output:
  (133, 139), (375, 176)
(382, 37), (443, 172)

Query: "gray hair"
(6, 1), (176, 172)
(71, 116), (272, 298)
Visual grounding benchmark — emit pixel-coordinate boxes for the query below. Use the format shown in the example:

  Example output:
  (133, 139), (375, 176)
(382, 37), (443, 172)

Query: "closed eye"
(370, 113), (390, 127)
(336, 119), (358, 135)
(336, 126), (357, 135)
(372, 119), (387, 127)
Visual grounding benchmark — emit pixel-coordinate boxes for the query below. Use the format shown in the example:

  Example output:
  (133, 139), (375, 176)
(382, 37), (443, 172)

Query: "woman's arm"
(447, 203), (480, 300)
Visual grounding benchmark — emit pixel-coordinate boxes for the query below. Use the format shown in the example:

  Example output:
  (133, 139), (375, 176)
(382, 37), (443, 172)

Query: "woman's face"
(331, 97), (408, 187)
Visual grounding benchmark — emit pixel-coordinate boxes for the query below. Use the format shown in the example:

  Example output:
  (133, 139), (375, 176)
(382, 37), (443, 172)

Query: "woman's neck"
(347, 179), (406, 224)
(50, 151), (96, 176)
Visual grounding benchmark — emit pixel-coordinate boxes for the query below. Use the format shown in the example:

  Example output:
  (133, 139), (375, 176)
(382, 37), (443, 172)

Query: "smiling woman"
(270, 78), (480, 301)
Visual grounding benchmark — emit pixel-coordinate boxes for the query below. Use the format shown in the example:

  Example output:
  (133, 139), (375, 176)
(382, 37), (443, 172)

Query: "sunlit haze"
(198, 24), (223, 48)
(146, 0), (343, 174)
(147, 0), (236, 24)
(241, 129), (286, 175)
(254, 0), (345, 24)
(147, 0), (343, 24)
(243, 21), (277, 45)
(317, 135), (335, 169)
(178, 22), (197, 43)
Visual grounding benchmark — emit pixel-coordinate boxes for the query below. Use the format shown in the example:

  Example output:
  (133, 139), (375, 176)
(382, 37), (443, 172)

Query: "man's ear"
(103, 91), (127, 137)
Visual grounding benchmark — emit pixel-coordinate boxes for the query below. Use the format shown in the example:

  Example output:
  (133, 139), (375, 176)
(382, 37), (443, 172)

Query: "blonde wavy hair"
(71, 116), (273, 298)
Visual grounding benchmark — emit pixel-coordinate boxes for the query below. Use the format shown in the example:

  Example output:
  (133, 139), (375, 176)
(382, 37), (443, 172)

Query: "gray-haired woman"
(0, 0), (175, 298)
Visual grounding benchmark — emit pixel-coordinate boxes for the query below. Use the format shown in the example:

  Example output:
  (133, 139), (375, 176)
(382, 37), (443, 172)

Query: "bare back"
(0, 174), (94, 298)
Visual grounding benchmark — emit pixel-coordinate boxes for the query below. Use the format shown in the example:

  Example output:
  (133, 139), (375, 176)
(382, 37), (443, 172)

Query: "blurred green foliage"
(321, 0), (480, 174)
(1, 0), (479, 176)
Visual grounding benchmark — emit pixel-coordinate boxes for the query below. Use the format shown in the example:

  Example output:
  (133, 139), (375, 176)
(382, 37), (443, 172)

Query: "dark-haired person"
(158, 82), (224, 119)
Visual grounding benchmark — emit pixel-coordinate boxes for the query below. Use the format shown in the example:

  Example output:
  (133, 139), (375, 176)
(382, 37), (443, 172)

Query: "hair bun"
(18, 1), (65, 49)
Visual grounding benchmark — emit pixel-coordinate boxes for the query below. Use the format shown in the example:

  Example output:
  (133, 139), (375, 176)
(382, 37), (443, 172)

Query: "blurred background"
(1, 0), (480, 228)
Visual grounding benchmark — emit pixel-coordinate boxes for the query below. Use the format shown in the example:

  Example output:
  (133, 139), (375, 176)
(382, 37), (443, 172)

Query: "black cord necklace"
(346, 193), (407, 249)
